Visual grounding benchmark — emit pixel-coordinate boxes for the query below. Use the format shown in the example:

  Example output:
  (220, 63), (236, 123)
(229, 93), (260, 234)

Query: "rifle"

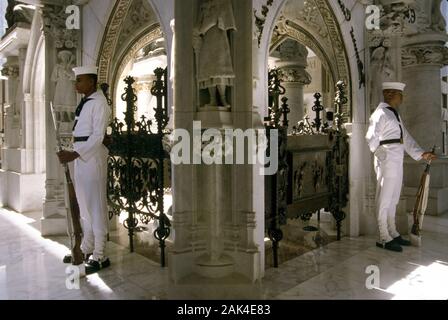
(50, 103), (84, 266)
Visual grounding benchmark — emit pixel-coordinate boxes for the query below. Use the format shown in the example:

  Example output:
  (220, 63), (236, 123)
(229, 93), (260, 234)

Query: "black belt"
(74, 136), (89, 142)
(380, 139), (403, 145)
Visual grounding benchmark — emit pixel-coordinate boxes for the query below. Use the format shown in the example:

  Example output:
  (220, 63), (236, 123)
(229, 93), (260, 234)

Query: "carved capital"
(41, 2), (80, 49)
(1, 65), (19, 77)
(279, 66), (312, 85)
(134, 81), (154, 93)
(402, 45), (448, 67)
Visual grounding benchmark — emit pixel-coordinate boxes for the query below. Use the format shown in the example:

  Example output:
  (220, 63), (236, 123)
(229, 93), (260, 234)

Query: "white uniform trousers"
(74, 144), (109, 261)
(374, 144), (404, 243)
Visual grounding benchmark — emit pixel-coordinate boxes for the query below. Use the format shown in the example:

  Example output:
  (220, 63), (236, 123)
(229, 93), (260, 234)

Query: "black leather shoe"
(393, 235), (411, 246)
(85, 258), (111, 275)
(376, 240), (403, 252)
(63, 253), (92, 264)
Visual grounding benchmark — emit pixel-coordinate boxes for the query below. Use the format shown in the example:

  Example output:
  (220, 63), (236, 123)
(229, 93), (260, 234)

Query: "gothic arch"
(96, 0), (168, 97)
(260, 0), (353, 119)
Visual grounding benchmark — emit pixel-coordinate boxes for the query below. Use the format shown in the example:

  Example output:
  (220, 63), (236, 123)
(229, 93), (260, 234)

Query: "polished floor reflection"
(1, 208), (448, 300)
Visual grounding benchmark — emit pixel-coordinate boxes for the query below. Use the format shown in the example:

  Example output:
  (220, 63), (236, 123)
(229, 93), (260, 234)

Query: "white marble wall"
(0, 10), (46, 214)
(170, 0), (264, 283)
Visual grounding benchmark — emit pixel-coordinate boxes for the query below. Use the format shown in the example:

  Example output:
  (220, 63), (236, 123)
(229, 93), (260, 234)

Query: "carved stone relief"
(402, 45), (448, 67)
(194, 0), (237, 108)
(116, 0), (156, 49)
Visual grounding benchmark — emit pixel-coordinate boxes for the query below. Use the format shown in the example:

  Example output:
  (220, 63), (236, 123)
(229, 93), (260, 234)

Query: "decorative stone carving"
(402, 46), (448, 67)
(279, 67), (312, 84)
(1, 65), (19, 77)
(297, 0), (328, 37)
(194, 0), (236, 108)
(430, 0), (446, 32)
(409, 0), (446, 34)
(98, 0), (134, 84)
(271, 39), (312, 85)
(134, 81), (154, 93)
(51, 50), (76, 106)
(369, 39), (396, 109)
(51, 50), (77, 131)
(42, 2), (79, 49)
(116, 0), (155, 49)
(254, 0), (274, 47)
(135, 38), (166, 61)
(378, 2), (416, 35)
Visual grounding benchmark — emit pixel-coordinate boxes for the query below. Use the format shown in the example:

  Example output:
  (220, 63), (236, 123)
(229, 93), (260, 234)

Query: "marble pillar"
(272, 40), (312, 132)
(393, 1), (448, 216)
(401, 37), (448, 216)
(41, 2), (82, 235)
(170, 0), (263, 284)
(135, 75), (156, 128)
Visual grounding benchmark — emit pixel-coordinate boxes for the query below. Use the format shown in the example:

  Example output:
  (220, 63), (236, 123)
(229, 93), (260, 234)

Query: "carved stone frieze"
(402, 45), (448, 67)
(41, 2), (80, 49)
(98, 0), (134, 84)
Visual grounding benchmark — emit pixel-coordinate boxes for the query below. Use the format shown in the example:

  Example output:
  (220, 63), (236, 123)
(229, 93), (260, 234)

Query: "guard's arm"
(402, 125), (425, 161)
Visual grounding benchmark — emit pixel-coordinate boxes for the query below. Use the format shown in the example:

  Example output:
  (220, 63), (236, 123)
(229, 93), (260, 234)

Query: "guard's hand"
(57, 151), (80, 164)
(421, 152), (437, 161)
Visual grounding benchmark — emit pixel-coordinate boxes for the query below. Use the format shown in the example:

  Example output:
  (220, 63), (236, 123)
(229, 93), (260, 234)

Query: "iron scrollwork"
(266, 75), (350, 267)
(106, 68), (171, 267)
(265, 68), (289, 268)
(292, 92), (328, 135)
(326, 81), (349, 240)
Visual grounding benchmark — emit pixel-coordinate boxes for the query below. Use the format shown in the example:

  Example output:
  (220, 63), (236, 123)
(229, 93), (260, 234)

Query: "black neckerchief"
(73, 97), (93, 131)
(386, 106), (403, 141)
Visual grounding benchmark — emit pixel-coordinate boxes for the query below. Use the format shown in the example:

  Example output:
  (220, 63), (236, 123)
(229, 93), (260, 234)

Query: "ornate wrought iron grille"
(265, 69), (350, 268)
(106, 68), (171, 267)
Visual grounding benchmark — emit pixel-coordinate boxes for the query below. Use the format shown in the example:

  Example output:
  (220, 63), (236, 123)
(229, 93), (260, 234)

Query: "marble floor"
(1, 207), (448, 300)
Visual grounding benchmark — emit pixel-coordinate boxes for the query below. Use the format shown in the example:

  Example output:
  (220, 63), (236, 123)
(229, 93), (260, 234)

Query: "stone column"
(401, 37), (448, 216)
(0, 61), (20, 150)
(273, 40), (311, 131)
(41, 2), (82, 235)
(135, 75), (156, 124)
(169, 0), (264, 293)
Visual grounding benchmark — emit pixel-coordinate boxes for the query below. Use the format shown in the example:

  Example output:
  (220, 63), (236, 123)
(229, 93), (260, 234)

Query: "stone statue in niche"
(51, 50), (76, 124)
(369, 44), (395, 110)
(193, 0), (237, 108)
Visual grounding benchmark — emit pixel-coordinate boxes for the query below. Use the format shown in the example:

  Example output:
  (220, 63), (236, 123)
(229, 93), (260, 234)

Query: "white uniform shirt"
(366, 102), (424, 161)
(73, 90), (111, 161)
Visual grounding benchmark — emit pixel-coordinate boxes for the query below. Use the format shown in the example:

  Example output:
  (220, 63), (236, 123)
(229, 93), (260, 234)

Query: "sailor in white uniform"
(366, 82), (436, 252)
(57, 66), (111, 272)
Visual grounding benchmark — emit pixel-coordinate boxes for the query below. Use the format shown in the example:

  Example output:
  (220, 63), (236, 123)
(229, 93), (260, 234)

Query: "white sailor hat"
(382, 82), (406, 91)
(73, 66), (98, 76)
